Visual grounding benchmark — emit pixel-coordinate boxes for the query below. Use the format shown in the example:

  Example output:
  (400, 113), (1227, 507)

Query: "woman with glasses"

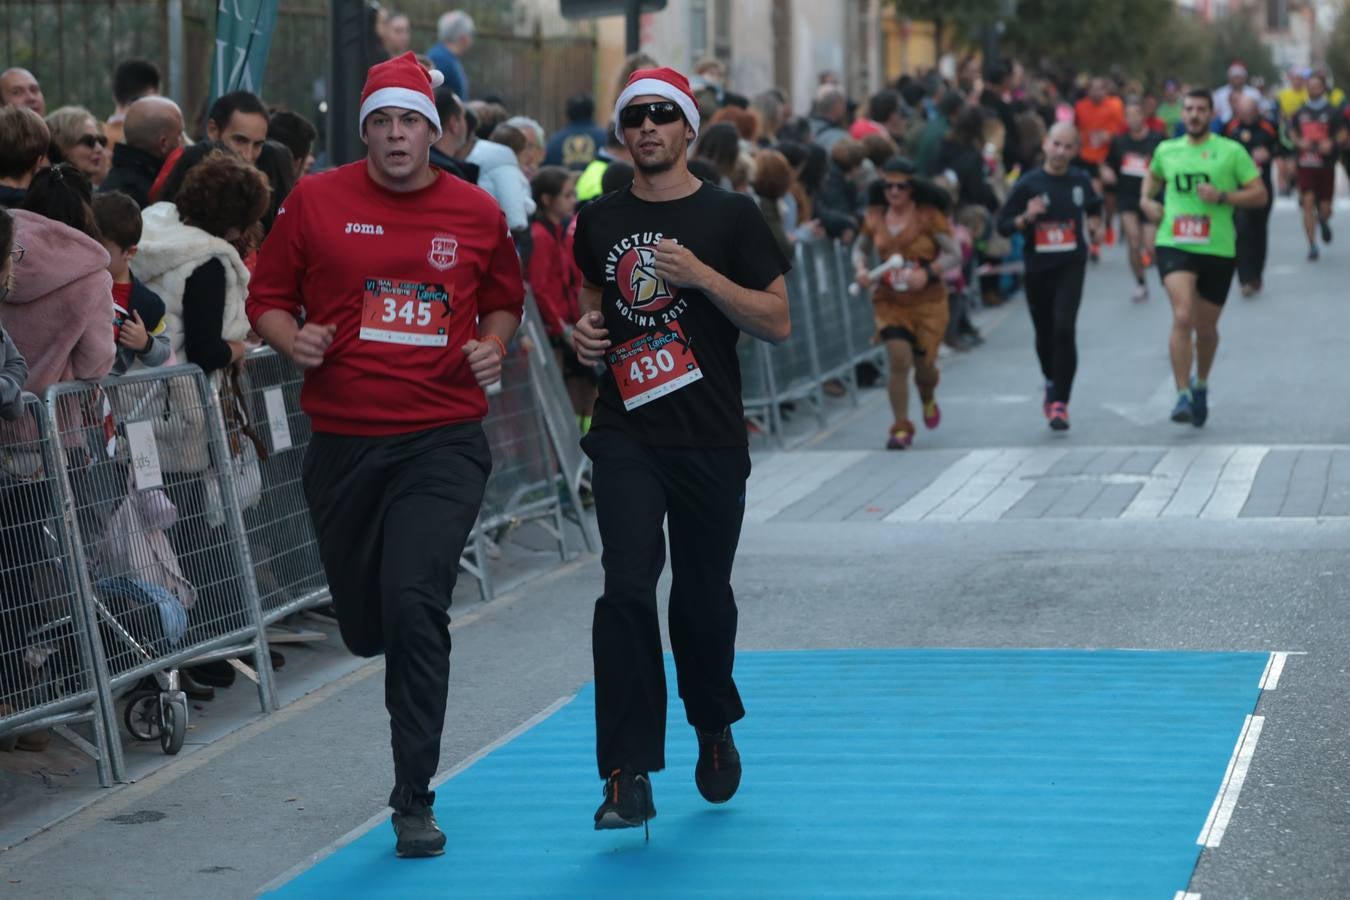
(45, 107), (109, 188)
(854, 157), (962, 449)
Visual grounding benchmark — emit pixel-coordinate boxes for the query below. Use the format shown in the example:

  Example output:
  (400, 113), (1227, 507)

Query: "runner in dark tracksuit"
(1222, 100), (1283, 293)
(998, 123), (1102, 432)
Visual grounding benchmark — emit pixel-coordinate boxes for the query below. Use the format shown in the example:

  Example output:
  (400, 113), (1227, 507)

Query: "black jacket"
(980, 89), (1022, 173)
(430, 147), (480, 185)
(99, 143), (165, 209)
(0, 185), (26, 209)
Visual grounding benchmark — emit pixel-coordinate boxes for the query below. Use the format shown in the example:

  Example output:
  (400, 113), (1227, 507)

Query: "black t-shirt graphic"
(573, 183), (790, 447)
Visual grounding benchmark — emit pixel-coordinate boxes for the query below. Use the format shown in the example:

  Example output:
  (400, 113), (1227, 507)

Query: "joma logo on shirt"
(345, 222), (385, 235)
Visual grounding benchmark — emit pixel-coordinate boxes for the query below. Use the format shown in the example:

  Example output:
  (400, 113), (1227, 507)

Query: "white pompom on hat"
(612, 66), (701, 144)
(359, 51), (446, 137)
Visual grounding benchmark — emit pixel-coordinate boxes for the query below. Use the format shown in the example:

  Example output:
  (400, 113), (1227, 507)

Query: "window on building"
(713, 0), (732, 64)
(1266, 0), (1289, 31)
(690, 0), (708, 62)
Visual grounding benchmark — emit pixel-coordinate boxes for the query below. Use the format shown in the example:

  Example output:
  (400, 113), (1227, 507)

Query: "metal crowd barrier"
(2, 313), (605, 783)
(0, 393), (113, 784)
(516, 293), (598, 553)
(741, 238), (887, 445)
(465, 341), (568, 602)
(234, 348), (328, 626)
(47, 365), (277, 782)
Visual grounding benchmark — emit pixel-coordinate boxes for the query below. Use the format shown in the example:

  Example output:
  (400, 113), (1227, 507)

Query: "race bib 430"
(607, 323), (703, 411)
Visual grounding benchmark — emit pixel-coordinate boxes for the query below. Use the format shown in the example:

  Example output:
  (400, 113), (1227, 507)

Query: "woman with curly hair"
(130, 151), (271, 692)
(133, 150), (269, 392)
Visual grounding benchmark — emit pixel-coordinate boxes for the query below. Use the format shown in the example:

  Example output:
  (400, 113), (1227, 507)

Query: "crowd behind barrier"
(0, 295), (591, 783)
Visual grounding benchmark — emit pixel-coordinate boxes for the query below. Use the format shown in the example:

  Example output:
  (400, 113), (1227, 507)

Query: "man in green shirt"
(1141, 88), (1267, 427)
(1155, 79), (1183, 136)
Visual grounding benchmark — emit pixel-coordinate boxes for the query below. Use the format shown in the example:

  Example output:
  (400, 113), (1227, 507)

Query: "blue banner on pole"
(209, 0), (281, 101)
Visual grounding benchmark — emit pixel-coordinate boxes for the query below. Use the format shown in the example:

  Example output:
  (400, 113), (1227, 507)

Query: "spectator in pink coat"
(0, 205), (115, 394)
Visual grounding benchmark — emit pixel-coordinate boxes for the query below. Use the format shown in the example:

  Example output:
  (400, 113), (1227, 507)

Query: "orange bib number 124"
(608, 323), (703, 411)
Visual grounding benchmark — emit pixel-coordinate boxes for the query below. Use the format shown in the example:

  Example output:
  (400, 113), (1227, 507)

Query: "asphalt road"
(0, 202), (1346, 898)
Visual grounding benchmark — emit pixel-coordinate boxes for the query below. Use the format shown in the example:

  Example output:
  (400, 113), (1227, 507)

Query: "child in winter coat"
(92, 191), (170, 375)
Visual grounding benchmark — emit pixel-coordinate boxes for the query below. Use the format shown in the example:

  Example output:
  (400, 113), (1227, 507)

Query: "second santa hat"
(360, 51), (446, 136)
(612, 66), (701, 143)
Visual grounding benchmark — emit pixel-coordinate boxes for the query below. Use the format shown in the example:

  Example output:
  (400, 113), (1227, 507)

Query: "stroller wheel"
(123, 690), (161, 741)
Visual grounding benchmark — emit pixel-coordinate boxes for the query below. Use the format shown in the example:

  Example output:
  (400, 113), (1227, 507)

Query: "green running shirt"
(1150, 134), (1260, 258)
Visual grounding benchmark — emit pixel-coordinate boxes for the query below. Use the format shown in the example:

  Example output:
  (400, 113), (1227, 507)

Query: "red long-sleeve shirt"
(247, 162), (524, 436)
(526, 219), (580, 338)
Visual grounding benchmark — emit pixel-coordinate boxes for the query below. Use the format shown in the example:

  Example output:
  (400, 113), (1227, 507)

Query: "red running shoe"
(1048, 402), (1070, 431)
(922, 400), (941, 430)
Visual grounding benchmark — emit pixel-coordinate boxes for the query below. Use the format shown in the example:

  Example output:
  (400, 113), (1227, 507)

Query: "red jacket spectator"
(527, 218), (579, 338)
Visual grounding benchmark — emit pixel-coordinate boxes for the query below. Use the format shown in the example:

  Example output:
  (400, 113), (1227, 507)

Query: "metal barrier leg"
(40, 396), (128, 783)
(206, 378), (277, 714)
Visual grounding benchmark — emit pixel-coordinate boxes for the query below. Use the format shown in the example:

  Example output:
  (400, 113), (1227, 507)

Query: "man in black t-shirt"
(1101, 98), (1162, 302)
(571, 67), (790, 834)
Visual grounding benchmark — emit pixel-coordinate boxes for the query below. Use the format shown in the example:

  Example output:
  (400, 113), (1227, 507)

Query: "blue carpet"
(270, 649), (1267, 898)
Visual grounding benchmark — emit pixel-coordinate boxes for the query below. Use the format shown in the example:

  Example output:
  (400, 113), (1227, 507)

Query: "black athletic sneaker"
(1321, 219), (1333, 244)
(695, 726), (742, 804)
(391, 792), (446, 858)
(594, 769), (656, 831)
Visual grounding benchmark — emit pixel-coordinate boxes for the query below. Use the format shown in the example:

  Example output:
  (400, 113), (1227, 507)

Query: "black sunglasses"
(76, 134), (109, 149)
(619, 101), (683, 129)
(884, 181), (913, 191)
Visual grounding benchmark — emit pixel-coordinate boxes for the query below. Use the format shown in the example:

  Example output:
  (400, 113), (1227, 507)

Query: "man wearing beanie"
(247, 51), (523, 858)
(571, 66), (791, 832)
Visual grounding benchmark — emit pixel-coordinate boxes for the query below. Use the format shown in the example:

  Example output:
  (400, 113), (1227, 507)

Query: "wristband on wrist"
(483, 334), (507, 359)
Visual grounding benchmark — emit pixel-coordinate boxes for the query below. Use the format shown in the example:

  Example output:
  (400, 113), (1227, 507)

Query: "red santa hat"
(612, 66), (701, 144)
(360, 51), (445, 137)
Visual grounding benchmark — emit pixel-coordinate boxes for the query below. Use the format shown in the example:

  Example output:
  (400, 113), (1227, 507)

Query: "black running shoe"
(695, 726), (742, 804)
(1321, 219), (1333, 244)
(391, 794), (446, 858)
(594, 769), (656, 831)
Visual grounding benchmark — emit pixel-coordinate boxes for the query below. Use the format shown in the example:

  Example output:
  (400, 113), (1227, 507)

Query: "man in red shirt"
(1075, 77), (1126, 253)
(247, 52), (523, 859)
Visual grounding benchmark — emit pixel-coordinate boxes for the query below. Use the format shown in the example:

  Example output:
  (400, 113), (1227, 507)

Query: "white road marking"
(1122, 447), (1204, 518)
(1258, 651), (1290, 691)
(1200, 447), (1270, 520)
(1197, 714), (1265, 848)
(962, 448), (1069, 521)
(883, 449), (1001, 521)
(926, 448), (1037, 521)
(1162, 446), (1236, 518)
(1173, 892), (1202, 900)
(1103, 376), (1179, 426)
(744, 451), (868, 523)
